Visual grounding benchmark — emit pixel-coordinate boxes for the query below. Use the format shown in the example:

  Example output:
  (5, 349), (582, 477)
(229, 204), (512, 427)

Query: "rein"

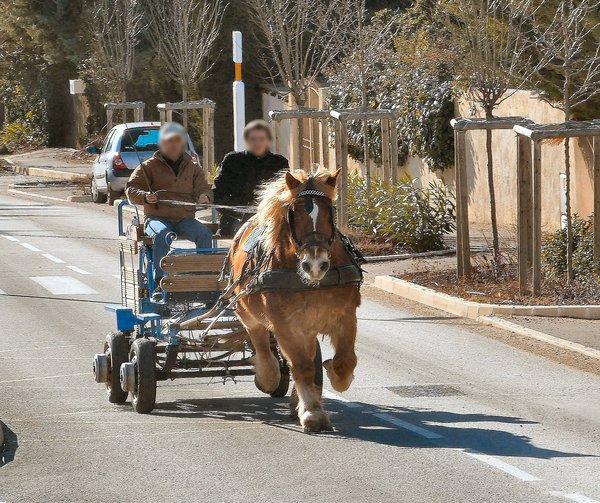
(286, 178), (336, 254)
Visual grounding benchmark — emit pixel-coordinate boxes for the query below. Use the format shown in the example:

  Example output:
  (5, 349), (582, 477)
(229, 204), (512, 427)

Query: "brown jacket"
(126, 152), (213, 222)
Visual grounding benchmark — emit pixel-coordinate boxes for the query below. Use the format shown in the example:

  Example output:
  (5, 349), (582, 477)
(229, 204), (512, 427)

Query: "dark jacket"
(126, 151), (213, 222)
(213, 150), (289, 207)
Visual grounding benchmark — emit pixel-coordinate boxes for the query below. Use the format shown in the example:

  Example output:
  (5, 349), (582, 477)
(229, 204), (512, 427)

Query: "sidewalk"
(2, 148), (92, 182)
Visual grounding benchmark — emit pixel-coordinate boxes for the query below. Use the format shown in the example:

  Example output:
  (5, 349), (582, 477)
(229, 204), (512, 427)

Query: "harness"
(230, 176), (365, 294)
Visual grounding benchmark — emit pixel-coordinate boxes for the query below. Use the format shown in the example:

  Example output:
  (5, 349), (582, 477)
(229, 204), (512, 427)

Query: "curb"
(7, 188), (69, 203)
(365, 249), (455, 263)
(5, 159), (91, 183)
(373, 275), (600, 320)
(477, 315), (600, 360)
(373, 275), (600, 361)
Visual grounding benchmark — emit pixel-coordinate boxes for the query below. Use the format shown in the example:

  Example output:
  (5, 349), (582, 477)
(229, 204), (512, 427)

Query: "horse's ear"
(325, 168), (342, 187)
(285, 171), (302, 190)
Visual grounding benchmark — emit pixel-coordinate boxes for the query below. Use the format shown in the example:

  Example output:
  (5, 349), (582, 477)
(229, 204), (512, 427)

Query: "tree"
(246, 0), (354, 165)
(92, 0), (145, 102)
(530, 0), (600, 281)
(440, 0), (540, 269)
(146, 0), (227, 126)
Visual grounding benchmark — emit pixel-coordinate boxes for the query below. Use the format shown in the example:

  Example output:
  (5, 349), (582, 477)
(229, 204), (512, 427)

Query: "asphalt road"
(0, 189), (599, 503)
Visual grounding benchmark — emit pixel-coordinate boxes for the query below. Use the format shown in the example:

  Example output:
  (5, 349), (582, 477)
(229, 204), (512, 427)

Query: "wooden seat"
(160, 253), (227, 273)
(160, 274), (227, 293)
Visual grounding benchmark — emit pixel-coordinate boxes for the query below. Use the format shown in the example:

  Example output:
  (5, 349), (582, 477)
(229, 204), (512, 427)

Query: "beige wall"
(263, 88), (596, 232)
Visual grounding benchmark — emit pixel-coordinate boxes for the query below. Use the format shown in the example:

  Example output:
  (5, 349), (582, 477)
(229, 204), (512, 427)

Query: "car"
(89, 122), (198, 205)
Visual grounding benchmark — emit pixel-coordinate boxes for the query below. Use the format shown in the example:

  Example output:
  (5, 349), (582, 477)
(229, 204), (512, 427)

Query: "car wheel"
(91, 177), (107, 204)
(107, 180), (121, 206)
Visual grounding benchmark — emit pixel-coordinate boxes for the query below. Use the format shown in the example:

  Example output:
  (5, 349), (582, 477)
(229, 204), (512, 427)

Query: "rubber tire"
(91, 178), (107, 204)
(106, 180), (121, 206)
(269, 340), (323, 398)
(104, 331), (129, 404)
(269, 348), (291, 398)
(130, 338), (156, 414)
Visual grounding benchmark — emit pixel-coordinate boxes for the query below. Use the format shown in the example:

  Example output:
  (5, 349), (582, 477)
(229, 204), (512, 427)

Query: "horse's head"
(285, 169), (341, 284)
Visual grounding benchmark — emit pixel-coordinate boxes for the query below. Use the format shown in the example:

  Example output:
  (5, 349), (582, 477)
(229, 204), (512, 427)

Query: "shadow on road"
(0, 422), (18, 468)
(153, 396), (591, 460)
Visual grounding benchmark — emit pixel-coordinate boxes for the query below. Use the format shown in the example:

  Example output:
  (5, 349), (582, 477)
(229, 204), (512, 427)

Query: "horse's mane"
(252, 169), (339, 254)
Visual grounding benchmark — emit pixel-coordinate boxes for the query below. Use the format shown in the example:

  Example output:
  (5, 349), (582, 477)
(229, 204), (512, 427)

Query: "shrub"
(0, 84), (47, 152)
(346, 173), (455, 252)
(542, 215), (600, 281)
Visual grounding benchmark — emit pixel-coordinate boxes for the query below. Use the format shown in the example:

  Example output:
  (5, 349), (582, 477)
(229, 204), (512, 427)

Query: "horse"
(228, 168), (362, 432)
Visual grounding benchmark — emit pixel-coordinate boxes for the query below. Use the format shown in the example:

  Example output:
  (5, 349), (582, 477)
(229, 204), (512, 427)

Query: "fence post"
(517, 134), (533, 295)
(455, 130), (470, 277)
(594, 136), (600, 260)
(390, 121), (399, 184)
(381, 119), (391, 183)
(532, 140), (542, 294)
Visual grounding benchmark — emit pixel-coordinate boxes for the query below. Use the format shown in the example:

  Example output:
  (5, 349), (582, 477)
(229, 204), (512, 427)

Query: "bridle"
(286, 177), (336, 254)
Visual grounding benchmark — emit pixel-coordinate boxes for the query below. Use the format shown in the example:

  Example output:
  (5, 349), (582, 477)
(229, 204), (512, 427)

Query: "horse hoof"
(300, 410), (332, 433)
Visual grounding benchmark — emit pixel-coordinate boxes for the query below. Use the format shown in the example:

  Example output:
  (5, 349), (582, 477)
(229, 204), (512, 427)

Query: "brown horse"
(229, 168), (361, 432)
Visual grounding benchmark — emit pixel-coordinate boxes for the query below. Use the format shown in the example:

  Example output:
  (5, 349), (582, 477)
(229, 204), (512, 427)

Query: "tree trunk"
(182, 84), (188, 129)
(485, 111), (500, 269)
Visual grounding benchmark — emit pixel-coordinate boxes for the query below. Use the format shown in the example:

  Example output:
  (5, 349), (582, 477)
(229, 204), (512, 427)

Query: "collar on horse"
(286, 176), (336, 254)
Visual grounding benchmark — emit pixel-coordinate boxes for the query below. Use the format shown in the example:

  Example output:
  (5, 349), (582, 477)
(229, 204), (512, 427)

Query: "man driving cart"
(126, 122), (213, 301)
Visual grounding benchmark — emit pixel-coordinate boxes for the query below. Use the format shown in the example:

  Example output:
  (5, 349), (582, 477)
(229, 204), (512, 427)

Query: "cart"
(92, 200), (320, 413)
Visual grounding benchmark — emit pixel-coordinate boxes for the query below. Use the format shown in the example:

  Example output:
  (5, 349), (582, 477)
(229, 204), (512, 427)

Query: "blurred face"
(159, 134), (186, 161)
(245, 128), (271, 157)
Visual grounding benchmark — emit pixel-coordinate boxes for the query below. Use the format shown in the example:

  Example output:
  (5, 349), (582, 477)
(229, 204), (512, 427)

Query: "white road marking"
(66, 265), (91, 275)
(0, 372), (88, 384)
(373, 412), (444, 440)
(0, 289), (5, 294)
(322, 389), (363, 408)
(30, 276), (97, 295)
(465, 451), (540, 482)
(550, 492), (600, 503)
(19, 242), (42, 252)
(1, 234), (19, 242)
(42, 253), (65, 264)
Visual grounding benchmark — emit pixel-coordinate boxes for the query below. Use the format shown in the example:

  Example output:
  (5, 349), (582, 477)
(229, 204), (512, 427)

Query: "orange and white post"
(232, 31), (245, 152)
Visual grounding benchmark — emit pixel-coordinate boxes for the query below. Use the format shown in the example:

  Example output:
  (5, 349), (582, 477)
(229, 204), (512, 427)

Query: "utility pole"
(232, 31), (245, 152)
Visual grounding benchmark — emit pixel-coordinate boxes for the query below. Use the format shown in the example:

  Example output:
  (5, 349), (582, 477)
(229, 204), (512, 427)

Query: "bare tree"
(246, 0), (354, 164)
(146, 0), (227, 126)
(440, 0), (541, 269)
(343, 1), (397, 190)
(92, 0), (145, 102)
(530, 0), (600, 281)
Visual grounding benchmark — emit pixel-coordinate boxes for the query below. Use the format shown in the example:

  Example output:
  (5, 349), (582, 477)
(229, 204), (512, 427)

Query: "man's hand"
(145, 192), (159, 204)
(197, 194), (210, 204)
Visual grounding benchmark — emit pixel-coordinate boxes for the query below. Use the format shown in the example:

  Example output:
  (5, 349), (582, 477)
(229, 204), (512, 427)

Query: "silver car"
(89, 122), (198, 204)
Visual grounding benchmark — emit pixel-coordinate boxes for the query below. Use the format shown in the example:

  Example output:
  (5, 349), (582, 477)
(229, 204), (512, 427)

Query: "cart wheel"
(269, 352), (290, 398)
(104, 331), (129, 404)
(130, 338), (156, 414)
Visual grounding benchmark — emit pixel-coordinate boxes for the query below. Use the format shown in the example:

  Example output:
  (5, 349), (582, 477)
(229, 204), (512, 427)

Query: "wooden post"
(532, 140), (542, 294)
(594, 136), (600, 260)
(320, 118), (329, 170)
(517, 134), (533, 295)
(202, 108), (210, 171)
(455, 130), (471, 277)
(207, 107), (215, 171)
(390, 121), (399, 184)
(272, 120), (280, 155)
(159, 110), (165, 124)
(107, 109), (114, 131)
(381, 119), (391, 183)
(166, 110), (173, 122)
(339, 120), (349, 228)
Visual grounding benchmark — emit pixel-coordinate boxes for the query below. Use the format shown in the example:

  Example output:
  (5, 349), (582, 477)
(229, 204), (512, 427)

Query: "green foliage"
(0, 84), (48, 152)
(326, 5), (455, 171)
(347, 173), (456, 252)
(542, 215), (600, 282)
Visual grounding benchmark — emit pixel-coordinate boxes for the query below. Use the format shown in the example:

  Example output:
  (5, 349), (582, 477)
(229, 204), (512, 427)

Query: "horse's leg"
(239, 311), (281, 393)
(289, 342), (322, 418)
(276, 332), (331, 432)
(323, 314), (357, 392)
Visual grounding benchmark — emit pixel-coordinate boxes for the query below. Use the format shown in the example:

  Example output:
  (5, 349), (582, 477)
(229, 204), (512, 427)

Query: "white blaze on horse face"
(309, 199), (319, 231)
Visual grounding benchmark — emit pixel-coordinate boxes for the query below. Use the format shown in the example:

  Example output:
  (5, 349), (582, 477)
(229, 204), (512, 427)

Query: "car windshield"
(120, 128), (160, 153)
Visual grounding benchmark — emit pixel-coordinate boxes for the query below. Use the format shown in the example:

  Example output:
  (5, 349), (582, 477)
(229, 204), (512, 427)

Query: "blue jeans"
(145, 217), (213, 282)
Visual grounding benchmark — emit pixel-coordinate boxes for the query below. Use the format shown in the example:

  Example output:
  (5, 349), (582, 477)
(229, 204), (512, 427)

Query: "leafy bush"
(542, 215), (600, 281)
(347, 173), (456, 252)
(0, 84), (47, 152)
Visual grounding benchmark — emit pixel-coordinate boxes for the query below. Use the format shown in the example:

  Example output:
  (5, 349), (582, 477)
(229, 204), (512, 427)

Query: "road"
(0, 188), (599, 503)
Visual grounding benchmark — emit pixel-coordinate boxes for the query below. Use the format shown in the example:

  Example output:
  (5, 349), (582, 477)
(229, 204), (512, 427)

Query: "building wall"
(263, 88), (596, 232)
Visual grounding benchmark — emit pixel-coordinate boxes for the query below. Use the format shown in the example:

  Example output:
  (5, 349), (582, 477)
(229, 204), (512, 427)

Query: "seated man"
(126, 122), (213, 300)
(213, 120), (289, 236)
